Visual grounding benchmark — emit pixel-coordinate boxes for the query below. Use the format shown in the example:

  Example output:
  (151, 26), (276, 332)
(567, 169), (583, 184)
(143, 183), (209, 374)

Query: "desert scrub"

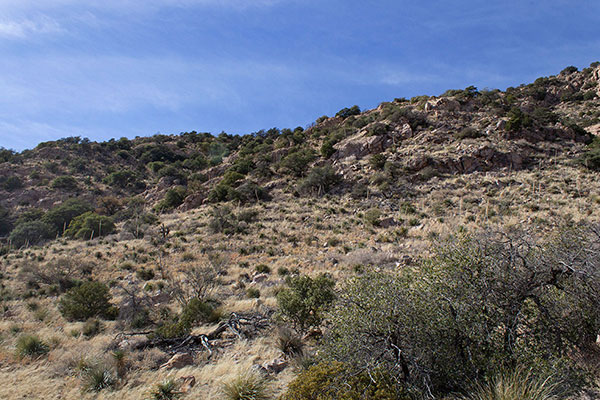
(58, 281), (118, 321)
(15, 334), (49, 358)
(281, 361), (401, 400)
(221, 372), (272, 400)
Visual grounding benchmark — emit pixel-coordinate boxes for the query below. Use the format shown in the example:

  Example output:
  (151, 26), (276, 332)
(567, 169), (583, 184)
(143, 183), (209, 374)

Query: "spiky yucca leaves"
(459, 369), (558, 400)
(81, 364), (116, 392)
(221, 372), (272, 400)
(147, 380), (181, 400)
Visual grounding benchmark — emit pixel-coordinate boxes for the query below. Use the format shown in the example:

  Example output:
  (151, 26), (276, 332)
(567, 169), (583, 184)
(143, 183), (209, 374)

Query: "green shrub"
(255, 264), (271, 274)
(455, 127), (482, 139)
(64, 212), (115, 240)
(50, 175), (79, 191)
(335, 105), (361, 119)
(3, 175), (23, 191)
(42, 199), (93, 234)
(320, 139), (337, 159)
(369, 154), (387, 170)
(15, 334), (49, 358)
(323, 226), (599, 396)
(155, 186), (187, 212)
(560, 65), (578, 75)
(59, 281), (117, 321)
(246, 288), (260, 298)
(506, 107), (533, 132)
(276, 274), (335, 332)
(278, 148), (316, 177)
(156, 298), (214, 338)
(363, 208), (382, 226)
(282, 362), (402, 400)
(297, 165), (341, 196)
(221, 372), (272, 400)
(103, 170), (145, 190)
(136, 268), (155, 281)
(0, 205), (12, 236)
(9, 220), (54, 247)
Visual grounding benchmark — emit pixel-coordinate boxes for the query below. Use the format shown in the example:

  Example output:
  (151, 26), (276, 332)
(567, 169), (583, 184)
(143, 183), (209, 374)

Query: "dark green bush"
(155, 187), (187, 212)
(42, 199), (93, 234)
(58, 281), (117, 321)
(323, 226), (600, 396)
(3, 175), (23, 191)
(369, 154), (387, 170)
(0, 205), (12, 236)
(156, 298), (214, 338)
(278, 148), (316, 177)
(335, 105), (361, 119)
(276, 273), (336, 332)
(50, 175), (79, 191)
(103, 170), (145, 190)
(64, 212), (115, 240)
(9, 220), (54, 247)
(297, 165), (341, 196)
(506, 107), (533, 132)
(560, 65), (578, 75)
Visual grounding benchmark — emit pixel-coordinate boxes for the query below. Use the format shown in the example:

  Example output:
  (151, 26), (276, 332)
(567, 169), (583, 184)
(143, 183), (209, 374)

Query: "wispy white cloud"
(0, 16), (63, 39)
(0, 0), (286, 14)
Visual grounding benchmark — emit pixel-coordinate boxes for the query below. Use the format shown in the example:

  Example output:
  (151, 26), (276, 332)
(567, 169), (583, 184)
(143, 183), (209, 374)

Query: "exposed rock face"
(424, 97), (460, 112)
(586, 123), (600, 137)
(180, 192), (207, 211)
(160, 353), (194, 369)
(594, 66), (600, 97)
(332, 130), (389, 160)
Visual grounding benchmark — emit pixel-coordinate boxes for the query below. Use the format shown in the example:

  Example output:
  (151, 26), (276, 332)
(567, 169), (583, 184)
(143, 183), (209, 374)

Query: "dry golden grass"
(1, 155), (599, 398)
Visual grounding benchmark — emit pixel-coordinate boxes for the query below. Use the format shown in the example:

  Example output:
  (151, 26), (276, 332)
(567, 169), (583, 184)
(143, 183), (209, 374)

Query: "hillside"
(0, 63), (599, 399)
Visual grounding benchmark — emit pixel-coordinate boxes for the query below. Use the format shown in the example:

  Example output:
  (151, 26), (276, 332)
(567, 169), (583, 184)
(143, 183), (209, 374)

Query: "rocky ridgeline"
(0, 64), (598, 220)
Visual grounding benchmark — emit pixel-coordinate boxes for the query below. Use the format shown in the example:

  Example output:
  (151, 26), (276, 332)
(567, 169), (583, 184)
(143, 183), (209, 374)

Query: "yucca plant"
(15, 334), (49, 359)
(459, 369), (558, 400)
(81, 364), (116, 392)
(221, 372), (272, 400)
(147, 379), (181, 400)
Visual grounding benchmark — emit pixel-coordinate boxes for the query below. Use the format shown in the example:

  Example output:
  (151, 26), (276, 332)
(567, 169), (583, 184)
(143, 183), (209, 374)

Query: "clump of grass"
(459, 369), (558, 400)
(147, 379), (181, 400)
(15, 334), (49, 358)
(221, 372), (272, 400)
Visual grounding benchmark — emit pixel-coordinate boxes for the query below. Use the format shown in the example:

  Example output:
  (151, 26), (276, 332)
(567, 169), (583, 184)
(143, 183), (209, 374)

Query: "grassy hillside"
(0, 63), (599, 399)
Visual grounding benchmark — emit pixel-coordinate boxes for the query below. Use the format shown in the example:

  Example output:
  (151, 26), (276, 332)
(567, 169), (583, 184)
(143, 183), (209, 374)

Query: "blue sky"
(0, 1), (599, 151)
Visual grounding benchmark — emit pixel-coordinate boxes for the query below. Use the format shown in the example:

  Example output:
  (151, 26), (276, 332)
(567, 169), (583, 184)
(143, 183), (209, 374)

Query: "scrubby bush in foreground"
(318, 224), (600, 398)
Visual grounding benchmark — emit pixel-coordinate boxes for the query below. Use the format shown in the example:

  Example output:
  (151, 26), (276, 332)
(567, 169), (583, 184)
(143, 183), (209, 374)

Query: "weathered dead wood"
(121, 312), (271, 355)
